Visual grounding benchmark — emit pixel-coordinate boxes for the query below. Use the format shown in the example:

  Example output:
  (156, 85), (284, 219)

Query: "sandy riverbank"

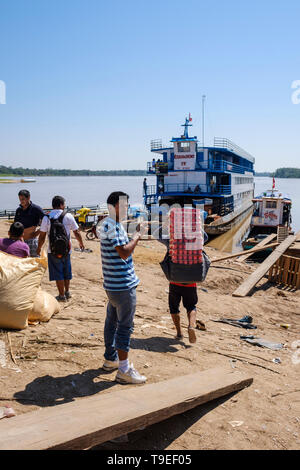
(0, 218), (299, 450)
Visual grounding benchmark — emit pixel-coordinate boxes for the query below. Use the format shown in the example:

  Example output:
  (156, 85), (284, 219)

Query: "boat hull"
(204, 201), (254, 235)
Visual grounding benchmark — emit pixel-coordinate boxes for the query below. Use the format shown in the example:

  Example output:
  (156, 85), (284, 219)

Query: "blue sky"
(0, 0), (299, 171)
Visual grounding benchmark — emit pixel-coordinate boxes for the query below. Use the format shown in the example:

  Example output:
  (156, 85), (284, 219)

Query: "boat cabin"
(145, 118), (255, 234)
(251, 190), (292, 235)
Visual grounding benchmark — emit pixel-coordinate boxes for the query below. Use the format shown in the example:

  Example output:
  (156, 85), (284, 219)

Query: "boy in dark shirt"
(0, 222), (30, 258)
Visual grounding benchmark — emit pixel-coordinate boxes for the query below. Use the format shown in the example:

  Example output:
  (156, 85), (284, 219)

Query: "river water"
(1, 175), (299, 251)
(0, 175), (156, 211)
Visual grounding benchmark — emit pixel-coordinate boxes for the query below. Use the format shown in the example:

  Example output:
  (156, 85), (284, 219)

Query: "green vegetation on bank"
(273, 168), (300, 178)
(1, 165), (300, 178)
(254, 172), (272, 177)
(0, 165), (146, 177)
(255, 168), (300, 178)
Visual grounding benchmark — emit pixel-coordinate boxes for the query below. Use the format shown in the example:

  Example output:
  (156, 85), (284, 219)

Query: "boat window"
(177, 142), (190, 152)
(266, 201), (277, 209)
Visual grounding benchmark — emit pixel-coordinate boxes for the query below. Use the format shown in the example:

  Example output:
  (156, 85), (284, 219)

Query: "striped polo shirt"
(99, 217), (139, 291)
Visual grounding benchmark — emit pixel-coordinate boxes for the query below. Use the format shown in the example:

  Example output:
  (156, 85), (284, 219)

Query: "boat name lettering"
(174, 154), (195, 159)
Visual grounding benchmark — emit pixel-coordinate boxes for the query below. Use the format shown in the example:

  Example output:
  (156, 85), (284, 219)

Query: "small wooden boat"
(242, 179), (292, 257)
(20, 178), (36, 183)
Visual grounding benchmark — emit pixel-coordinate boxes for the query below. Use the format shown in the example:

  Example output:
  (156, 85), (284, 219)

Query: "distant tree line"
(255, 168), (300, 178)
(0, 165), (147, 177)
(1, 164), (299, 178)
(254, 172), (272, 177)
(273, 167), (300, 178)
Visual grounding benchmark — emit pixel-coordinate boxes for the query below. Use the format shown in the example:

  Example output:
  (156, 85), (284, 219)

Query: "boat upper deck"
(145, 118), (255, 208)
(148, 137), (254, 176)
(253, 189), (292, 202)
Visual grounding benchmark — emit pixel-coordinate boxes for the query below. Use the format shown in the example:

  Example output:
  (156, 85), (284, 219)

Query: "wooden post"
(232, 232), (299, 297)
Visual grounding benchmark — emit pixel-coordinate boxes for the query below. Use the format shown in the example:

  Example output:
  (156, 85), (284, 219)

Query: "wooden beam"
(211, 242), (279, 263)
(232, 232), (300, 297)
(238, 233), (277, 262)
(0, 367), (253, 450)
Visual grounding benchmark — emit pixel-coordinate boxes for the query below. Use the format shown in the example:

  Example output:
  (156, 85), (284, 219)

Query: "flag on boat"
(189, 113), (192, 122)
(272, 177), (276, 190)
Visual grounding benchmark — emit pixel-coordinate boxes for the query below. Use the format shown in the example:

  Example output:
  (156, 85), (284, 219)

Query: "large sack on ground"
(0, 251), (47, 330)
(29, 287), (60, 322)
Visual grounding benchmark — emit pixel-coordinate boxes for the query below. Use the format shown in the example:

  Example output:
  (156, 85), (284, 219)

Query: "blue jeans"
(104, 287), (136, 361)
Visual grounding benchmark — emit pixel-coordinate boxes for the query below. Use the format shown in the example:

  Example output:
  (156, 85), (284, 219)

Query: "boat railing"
(0, 203), (109, 219)
(211, 159), (251, 174)
(147, 159), (253, 175)
(147, 161), (171, 174)
(145, 183), (231, 196)
(214, 137), (255, 163)
(0, 210), (16, 219)
(150, 139), (170, 151)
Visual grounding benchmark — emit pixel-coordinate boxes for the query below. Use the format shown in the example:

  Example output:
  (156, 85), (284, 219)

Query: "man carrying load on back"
(37, 195), (85, 302)
(157, 206), (209, 344)
(168, 228), (208, 344)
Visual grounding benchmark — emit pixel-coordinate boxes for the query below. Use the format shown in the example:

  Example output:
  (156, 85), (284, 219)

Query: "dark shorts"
(169, 283), (198, 314)
(48, 253), (72, 281)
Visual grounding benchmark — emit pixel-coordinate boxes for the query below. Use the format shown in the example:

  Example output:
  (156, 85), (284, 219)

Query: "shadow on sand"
(91, 391), (239, 450)
(14, 367), (117, 407)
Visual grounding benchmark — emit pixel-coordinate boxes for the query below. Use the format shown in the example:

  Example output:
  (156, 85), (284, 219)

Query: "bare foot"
(175, 333), (183, 341)
(188, 327), (196, 343)
(188, 310), (197, 328)
(188, 310), (197, 343)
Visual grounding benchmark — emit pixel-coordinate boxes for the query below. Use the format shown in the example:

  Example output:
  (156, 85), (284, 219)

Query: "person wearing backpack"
(37, 195), (85, 301)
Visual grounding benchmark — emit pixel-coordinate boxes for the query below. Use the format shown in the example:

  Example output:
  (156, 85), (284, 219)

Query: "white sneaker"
(102, 359), (119, 371)
(115, 363), (147, 384)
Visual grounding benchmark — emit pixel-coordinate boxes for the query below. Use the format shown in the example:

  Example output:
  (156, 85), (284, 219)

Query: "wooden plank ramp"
(232, 232), (299, 297)
(0, 367), (252, 450)
(211, 242), (278, 263)
(238, 233), (277, 262)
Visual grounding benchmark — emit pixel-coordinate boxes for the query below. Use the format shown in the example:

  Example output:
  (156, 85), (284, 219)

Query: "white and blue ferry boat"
(145, 117), (255, 235)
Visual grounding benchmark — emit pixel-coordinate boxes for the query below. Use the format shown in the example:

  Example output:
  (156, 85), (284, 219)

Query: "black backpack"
(48, 210), (70, 258)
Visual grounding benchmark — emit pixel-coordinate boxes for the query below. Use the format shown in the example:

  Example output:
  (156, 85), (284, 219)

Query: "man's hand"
(37, 231), (47, 257)
(136, 221), (149, 239)
(73, 229), (84, 251)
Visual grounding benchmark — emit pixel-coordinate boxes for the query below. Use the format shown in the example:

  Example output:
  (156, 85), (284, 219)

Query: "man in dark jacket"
(14, 189), (45, 257)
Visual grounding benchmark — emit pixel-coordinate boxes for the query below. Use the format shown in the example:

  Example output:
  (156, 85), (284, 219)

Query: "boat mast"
(202, 94), (206, 146)
(181, 114), (192, 138)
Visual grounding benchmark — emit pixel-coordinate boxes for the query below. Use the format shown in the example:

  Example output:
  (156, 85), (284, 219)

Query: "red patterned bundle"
(169, 208), (203, 264)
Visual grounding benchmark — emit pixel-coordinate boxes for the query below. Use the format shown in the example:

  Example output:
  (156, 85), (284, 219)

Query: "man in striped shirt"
(99, 192), (147, 384)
